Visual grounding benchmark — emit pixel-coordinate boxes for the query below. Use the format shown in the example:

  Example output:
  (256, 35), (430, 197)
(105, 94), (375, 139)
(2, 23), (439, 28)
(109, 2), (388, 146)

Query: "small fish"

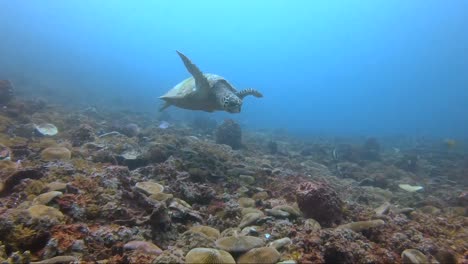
(332, 148), (338, 161)
(158, 121), (170, 129)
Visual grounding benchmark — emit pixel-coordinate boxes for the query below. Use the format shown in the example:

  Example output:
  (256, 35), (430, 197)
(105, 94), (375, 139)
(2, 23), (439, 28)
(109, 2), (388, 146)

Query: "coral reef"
(0, 93), (466, 264)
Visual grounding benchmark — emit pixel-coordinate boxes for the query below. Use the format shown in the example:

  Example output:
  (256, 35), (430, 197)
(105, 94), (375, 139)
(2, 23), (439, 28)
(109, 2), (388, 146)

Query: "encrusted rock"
(239, 212), (264, 229)
(185, 248), (235, 264)
(337, 219), (385, 232)
(374, 202), (391, 216)
(40, 147), (71, 161)
(239, 175), (255, 185)
(238, 197), (255, 208)
(304, 218), (321, 233)
(135, 181), (164, 196)
(296, 181), (343, 227)
(175, 231), (216, 254)
(190, 225), (221, 240)
(30, 256), (78, 264)
(268, 237), (292, 250)
(27, 205), (64, 222)
(123, 240), (163, 255)
(237, 247), (280, 264)
(401, 249), (429, 264)
(241, 208), (263, 216)
(0, 168), (44, 196)
(265, 209), (290, 218)
(215, 119), (242, 150)
(272, 205), (301, 218)
(70, 124), (96, 146)
(215, 235), (264, 253)
(32, 191), (63, 205)
(45, 181), (67, 192)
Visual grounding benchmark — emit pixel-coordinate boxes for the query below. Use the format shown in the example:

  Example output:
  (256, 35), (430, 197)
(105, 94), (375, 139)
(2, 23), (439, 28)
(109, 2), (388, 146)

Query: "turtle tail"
(236, 88), (263, 99)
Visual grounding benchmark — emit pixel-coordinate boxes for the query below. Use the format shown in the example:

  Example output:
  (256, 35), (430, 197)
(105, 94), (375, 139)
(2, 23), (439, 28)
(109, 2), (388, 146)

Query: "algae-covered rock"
(239, 175), (255, 185)
(241, 208), (263, 216)
(304, 218), (321, 232)
(135, 181), (164, 196)
(175, 231), (216, 254)
(40, 147), (71, 161)
(337, 219), (385, 232)
(237, 246), (280, 264)
(32, 191), (63, 205)
(45, 181), (67, 192)
(239, 212), (264, 229)
(31, 255), (78, 264)
(190, 225), (221, 240)
(27, 204), (64, 222)
(238, 197), (255, 208)
(265, 209), (290, 218)
(123, 240), (163, 255)
(252, 191), (269, 200)
(150, 192), (173, 202)
(272, 205), (301, 218)
(401, 249), (429, 264)
(215, 235), (264, 253)
(268, 237), (292, 250)
(185, 248), (235, 264)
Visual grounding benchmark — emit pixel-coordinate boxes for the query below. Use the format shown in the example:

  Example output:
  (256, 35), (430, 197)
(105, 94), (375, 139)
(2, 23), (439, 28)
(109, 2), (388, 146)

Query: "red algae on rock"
(296, 181), (343, 227)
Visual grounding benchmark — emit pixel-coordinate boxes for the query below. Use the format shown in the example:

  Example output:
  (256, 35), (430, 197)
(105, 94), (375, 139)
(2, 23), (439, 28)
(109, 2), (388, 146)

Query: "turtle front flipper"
(236, 88), (263, 99)
(176, 51), (211, 97)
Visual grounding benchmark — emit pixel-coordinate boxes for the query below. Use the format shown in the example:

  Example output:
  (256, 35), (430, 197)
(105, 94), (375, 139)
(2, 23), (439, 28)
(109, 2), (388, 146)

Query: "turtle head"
(222, 94), (242, 113)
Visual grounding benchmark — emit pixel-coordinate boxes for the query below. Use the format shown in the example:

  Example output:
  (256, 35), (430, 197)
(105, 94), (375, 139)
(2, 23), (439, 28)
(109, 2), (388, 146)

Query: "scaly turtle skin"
(159, 51), (263, 113)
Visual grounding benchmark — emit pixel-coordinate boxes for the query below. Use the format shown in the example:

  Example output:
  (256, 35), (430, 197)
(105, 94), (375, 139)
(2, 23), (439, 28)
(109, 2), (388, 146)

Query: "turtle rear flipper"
(176, 51), (211, 97)
(236, 88), (263, 99)
(159, 101), (172, 112)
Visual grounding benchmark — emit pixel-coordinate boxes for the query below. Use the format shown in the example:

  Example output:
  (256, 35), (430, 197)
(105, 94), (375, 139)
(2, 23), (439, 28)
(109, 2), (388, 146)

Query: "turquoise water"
(1, 0), (467, 138)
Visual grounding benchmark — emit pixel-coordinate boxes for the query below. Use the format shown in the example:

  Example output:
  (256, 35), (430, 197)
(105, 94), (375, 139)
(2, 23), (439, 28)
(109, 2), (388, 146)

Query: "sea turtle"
(159, 51), (263, 113)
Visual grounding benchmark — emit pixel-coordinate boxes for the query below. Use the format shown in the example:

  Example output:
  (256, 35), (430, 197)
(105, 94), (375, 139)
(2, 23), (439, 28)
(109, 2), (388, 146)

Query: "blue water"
(1, 0), (467, 138)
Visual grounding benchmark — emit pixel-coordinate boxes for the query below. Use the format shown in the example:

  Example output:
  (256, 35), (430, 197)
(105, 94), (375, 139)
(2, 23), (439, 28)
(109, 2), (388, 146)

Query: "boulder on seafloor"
(0, 168), (44, 196)
(185, 248), (235, 264)
(70, 124), (96, 146)
(360, 137), (381, 161)
(215, 119), (242, 149)
(296, 181), (343, 227)
(40, 147), (72, 161)
(0, 80), (14, 104)
(401, 249), (429, 264)
(337, 219), (385, 233)
(237, 247), (281, 264)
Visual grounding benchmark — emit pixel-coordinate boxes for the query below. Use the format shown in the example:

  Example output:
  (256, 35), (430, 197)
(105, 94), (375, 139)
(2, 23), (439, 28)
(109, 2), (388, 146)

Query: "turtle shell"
(160, 74), (237, 100)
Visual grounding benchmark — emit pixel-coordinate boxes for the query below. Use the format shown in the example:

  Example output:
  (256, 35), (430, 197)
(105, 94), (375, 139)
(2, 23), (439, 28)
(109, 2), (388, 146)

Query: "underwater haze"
(1, 0), (467, 138)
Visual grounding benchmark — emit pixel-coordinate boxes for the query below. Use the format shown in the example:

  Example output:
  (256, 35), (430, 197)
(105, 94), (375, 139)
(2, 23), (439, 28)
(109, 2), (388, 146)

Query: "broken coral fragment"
(398, 184), (423, 192)
(34, 123), (58, 136)
(135, 181), (164, 196)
